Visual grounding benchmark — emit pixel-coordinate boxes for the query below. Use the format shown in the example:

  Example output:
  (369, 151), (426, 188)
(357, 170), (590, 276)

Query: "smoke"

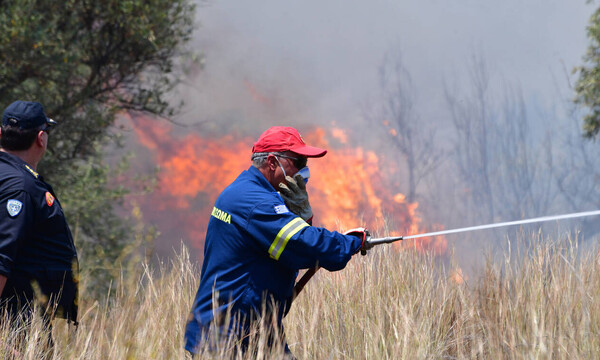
(121, 1), (597, 272)
(180, 1), (591, 130)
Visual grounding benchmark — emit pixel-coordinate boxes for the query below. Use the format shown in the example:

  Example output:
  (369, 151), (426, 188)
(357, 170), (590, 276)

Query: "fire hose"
(292, 209), (600, 300)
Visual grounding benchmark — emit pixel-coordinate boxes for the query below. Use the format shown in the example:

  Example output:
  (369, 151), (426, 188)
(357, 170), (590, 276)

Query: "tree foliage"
(0, 0), (196, 293)
(575, 4), (600, 138)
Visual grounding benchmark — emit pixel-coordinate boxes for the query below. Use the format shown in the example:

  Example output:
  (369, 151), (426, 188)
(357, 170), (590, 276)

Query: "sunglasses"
(277, 154), (308, 170)
(40, 124), (53, 134)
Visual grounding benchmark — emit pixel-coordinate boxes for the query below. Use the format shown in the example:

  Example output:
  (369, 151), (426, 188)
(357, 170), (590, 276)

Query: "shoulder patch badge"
(7, 199), (23, 217)
(274, 204), (290, 214)
(45, 192), (55, 207)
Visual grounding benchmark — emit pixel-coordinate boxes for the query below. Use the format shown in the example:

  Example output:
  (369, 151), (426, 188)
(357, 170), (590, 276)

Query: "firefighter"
(184, 126), (369, 357)
(0, 101), (78, 352)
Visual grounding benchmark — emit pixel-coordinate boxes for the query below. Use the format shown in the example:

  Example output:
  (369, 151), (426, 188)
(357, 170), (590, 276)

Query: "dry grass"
(2, 232), (600, 359)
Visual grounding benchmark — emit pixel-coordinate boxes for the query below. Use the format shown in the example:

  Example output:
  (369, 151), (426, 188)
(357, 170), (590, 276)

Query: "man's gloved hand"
(279, 173), (313, 222)
(344, 227), (373, 255)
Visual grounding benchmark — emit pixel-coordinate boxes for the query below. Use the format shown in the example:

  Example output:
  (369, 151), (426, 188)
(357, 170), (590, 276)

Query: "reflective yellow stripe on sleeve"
(268, 217), (309, 260)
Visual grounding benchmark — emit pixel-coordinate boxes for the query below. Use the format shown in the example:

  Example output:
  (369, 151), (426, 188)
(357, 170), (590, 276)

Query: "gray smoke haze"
(140, 1), (599, 270)
(177, 0), (592, 133)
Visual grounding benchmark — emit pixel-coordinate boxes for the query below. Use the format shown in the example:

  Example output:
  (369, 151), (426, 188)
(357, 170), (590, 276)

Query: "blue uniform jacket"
(185, 166), (362, 353)
(0, 151), (78, 322)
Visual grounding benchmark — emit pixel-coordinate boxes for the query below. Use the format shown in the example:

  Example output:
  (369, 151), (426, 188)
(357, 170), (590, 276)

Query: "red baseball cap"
(252, 126), (327, 157)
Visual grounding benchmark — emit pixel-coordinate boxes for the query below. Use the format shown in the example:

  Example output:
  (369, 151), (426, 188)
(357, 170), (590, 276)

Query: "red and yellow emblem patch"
(45, 192), (55, 207)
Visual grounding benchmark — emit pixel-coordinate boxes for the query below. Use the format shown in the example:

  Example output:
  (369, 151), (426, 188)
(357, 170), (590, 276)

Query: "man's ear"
(36, 130), (45, 148)
(266, 154), (278, 172)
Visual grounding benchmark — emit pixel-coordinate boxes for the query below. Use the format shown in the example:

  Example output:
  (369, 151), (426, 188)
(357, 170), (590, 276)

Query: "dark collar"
(0, 151), (40, 179)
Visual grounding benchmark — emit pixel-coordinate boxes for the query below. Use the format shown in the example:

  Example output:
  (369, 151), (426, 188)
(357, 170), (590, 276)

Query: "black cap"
(2, 101), (57, 130)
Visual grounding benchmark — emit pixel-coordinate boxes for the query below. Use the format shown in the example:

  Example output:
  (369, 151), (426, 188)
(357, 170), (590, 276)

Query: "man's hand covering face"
(279, 173), (313, 222)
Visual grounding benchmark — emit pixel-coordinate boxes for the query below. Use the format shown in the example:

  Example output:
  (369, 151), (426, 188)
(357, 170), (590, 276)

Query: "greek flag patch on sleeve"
(7, 199), (23, 217)
(274, 204), (290, 214)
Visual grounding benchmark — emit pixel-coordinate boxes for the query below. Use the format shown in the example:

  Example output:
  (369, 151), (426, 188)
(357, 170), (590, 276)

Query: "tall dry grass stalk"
(2, 233), (600, 359)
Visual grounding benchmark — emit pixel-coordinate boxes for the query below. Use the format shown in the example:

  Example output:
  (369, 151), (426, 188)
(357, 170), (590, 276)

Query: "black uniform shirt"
(0, 151), (78, 321)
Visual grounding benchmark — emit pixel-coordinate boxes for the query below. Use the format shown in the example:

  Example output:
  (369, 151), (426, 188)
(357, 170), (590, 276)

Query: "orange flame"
(125, 115), (447, 259)
(449, 268), (466, 284)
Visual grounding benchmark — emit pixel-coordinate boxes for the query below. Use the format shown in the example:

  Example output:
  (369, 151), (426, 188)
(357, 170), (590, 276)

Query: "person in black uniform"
(0, 101), (78, 351)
